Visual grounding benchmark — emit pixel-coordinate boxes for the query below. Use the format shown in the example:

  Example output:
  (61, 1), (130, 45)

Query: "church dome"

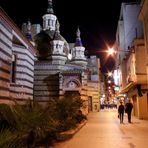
(34, 29), (69, 59)
(34, 31), (51, 60)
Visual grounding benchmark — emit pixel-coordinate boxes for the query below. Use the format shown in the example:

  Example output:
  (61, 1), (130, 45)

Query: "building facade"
(139, 0), (148, 84)
(0, 8), (36, 104)
(87, 56), (101, 112)
(114, 2), (148, 119)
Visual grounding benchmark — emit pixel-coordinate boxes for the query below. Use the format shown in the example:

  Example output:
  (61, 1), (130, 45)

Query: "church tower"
(42, 0), (57, 31)
(70, 27), (87, 67)
(25, 20), (33, 41)
(34, 0), (89, 113)
(34, 0), (69, 62)
(22, 20), (32, 41)
(50, 20), (67, 64)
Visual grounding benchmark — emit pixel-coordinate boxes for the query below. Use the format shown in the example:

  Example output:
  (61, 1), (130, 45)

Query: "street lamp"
(107, 72), (113, 77)
(108, 48), (115, 55)
(108, 80), (111, 84)
(107, 47), (135, 55)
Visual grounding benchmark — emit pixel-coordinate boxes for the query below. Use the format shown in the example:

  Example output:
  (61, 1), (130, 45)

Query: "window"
(11, 54), (16, 83)
(51, 20), (54, 27)
(43, 20), (46, 29)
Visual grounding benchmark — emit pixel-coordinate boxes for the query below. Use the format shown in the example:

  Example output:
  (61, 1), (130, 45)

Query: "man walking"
(118, 101), (125, 124)
(125, 99), (133, 123)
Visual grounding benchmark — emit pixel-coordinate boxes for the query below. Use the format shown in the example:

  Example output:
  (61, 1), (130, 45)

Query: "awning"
(118, 83), (148, 97)
(119, 82), (135, 94)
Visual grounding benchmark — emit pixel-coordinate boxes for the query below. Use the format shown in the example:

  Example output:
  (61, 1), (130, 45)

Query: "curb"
(70, 120), (87, 136)
(55, 120), (87, 144)
(60, 120), (87, 136)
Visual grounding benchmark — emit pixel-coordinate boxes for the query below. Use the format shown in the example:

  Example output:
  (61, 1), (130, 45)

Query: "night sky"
(0, 0), (140, 72)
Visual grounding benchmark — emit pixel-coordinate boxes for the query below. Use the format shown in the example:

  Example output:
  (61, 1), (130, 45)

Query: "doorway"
(132, 95), (138, 117)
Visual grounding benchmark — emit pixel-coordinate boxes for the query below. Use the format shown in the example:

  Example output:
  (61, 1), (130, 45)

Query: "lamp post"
(107, 47), (135, 55)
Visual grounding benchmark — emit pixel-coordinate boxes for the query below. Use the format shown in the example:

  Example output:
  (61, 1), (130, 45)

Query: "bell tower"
(50, 20), (67, 64)
(42, 0), (57, 31)
(70, 27), (87, 67)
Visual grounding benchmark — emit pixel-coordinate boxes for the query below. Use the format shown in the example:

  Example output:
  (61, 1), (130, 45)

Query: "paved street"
(54, 109), (148, 148)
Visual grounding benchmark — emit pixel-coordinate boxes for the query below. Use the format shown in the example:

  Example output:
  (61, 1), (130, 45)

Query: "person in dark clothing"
(125, 99), (133, 123)
(118, 101), (125, 124)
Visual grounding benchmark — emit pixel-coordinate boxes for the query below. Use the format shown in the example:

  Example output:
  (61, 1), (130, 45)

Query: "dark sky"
(0, 0), (140, 72)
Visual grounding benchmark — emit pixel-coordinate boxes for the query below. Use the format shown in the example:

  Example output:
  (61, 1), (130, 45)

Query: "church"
(0, 0), (101, 114)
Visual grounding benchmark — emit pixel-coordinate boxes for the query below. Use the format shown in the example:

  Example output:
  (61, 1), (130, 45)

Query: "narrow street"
(54, 109), (148, 148)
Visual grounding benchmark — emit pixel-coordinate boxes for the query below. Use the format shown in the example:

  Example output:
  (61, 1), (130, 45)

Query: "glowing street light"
(107, 47), (135, 56)
(108, 72), (113, 77)
(108, 80), (111, 84)
(108, 48), (115, 55)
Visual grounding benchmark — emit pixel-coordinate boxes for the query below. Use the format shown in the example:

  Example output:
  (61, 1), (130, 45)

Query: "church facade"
(0, 0), (101, 113)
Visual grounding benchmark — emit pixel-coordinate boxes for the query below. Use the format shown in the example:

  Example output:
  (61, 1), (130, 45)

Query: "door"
(132, 95), (138, 117)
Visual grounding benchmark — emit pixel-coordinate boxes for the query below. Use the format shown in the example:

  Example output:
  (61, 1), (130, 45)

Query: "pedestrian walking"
(125, 99), (133, 123)
(118, 101), (125, 124)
